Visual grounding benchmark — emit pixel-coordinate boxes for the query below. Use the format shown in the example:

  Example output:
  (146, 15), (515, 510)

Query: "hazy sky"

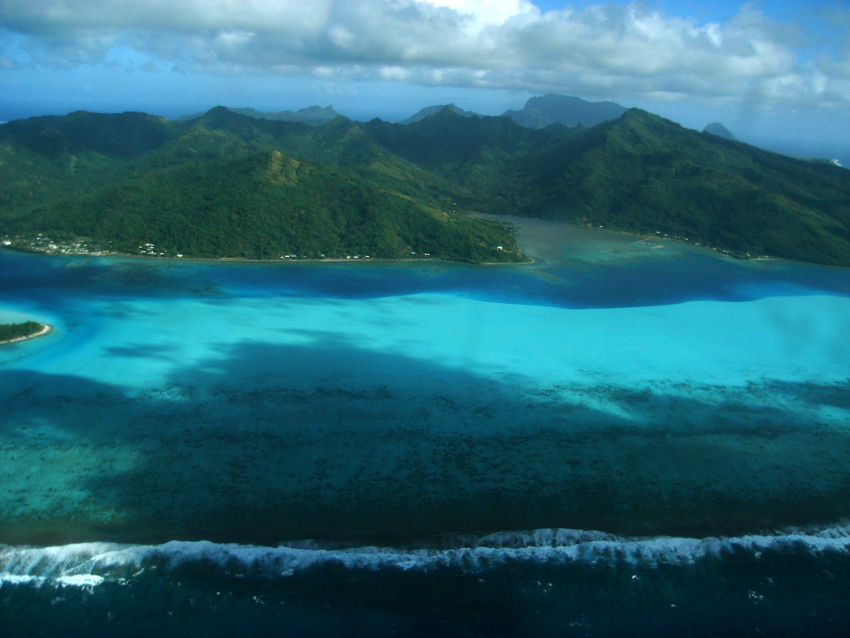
(1, 0), (848, 148)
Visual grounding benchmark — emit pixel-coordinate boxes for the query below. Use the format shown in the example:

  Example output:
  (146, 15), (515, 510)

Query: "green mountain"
(1, 104), (849, 266)
(10, 150), (519, 262)
(363, 107), (576, 216)
(401, 104), (480, 125)
(177, 105), (341, 125)
(518, 110), (850, 264)
(0, 111), (172, 217)
(0, 109), (523, 262)
(367, 108), (850, 265)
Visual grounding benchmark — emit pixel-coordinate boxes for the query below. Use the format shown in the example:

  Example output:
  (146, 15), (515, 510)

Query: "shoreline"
(0, 245), (532, 267)
(481, 215), (826, 268)
(565, 222), (789, 265)
(474, 213), (757, 265)
(8, 225), (839, 269)
(0, 323), (51, 346)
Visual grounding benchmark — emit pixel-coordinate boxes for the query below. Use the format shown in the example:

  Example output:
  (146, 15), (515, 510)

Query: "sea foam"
(3, 525), (850, 588)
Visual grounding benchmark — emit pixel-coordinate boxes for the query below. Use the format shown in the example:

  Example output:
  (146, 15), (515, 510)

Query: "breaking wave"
(3, 524), (850, 589)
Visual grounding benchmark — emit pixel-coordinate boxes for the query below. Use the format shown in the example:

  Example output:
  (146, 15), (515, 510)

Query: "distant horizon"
(2, 1), (848, 158)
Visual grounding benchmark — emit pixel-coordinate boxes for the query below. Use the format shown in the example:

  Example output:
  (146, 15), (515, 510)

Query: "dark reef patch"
(2, 338), (850, 545)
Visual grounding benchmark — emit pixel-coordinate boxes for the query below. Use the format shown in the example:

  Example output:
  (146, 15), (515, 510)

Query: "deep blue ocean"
(2, 220), (850, 637)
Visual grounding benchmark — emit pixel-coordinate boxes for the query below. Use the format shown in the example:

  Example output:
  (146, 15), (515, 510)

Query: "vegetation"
(1, 104), (849, 266)
(7, 150), (523, 262)
(177, 105), (341, 125)
(370, 108), (850, 265)
(0, 321), (45, 343)
(517, 111), (850, 265)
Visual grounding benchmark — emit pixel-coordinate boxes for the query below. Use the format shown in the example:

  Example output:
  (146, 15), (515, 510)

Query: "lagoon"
(2, 220), (850, 635)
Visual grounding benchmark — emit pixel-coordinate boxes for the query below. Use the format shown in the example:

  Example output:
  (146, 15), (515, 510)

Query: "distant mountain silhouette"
(703, 122), (736, 141)
(401, 104), (479, 124)
(178, 105), (340, 126)
(502, 94), (628, 128)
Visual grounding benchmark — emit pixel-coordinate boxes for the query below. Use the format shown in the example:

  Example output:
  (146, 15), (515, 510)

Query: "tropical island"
(0, 321), (50, 345)
(1, 95), (848, 266)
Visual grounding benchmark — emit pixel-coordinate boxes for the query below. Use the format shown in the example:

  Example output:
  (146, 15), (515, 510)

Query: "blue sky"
(1, 1), (848, 149)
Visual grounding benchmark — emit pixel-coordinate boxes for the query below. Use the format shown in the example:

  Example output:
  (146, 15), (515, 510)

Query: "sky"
(1, 0), (849, 153)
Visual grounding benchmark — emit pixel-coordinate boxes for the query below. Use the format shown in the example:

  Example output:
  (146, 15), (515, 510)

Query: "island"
(0, 321), (51, 345)
(1, 101), (848, 266)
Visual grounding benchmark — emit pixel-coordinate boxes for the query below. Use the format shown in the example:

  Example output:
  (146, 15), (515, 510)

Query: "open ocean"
(2, 219), (850, 636)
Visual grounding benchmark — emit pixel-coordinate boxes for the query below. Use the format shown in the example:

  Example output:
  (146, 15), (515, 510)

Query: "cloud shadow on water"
(1, 336), (850, 546)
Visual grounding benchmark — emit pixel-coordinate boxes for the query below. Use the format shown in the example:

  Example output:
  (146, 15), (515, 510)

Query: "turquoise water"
(2, 221), (850, 636)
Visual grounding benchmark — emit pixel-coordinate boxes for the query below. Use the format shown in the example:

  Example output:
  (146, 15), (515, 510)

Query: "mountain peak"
(703, 122), (736, 140)
(200, 106), (242, 124)
(618, 107), (659, 121)
(401, 104), (479, 125)
(503, 94), (629, 129)
(179, 105), (340, 126)
(231, 105), (340, 125)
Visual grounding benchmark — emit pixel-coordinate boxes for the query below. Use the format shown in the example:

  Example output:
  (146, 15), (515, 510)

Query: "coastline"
(0, 323), (51, 346)
(474, 213), (819, 269)
(1, 245), (531, 266)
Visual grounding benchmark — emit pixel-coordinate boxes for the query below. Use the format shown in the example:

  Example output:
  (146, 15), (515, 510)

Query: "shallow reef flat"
(1, 220), (849, 545)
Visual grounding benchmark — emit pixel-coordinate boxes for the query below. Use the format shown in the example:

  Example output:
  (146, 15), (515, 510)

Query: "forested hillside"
(1, 103), (849, 265)
(10, 150), (520, 262)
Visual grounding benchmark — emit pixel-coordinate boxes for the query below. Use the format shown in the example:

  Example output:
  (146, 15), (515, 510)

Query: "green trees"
(1, 105), (849, 266)
(7, 150), (523, 262)
(0, 322), (45, 343)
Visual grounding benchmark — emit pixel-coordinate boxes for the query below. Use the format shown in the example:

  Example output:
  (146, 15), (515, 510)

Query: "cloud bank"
(1, 0), (848, 109)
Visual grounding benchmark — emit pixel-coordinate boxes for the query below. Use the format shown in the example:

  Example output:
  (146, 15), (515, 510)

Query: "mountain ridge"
(2, 104), (849, 266)
(177, 105), (341, 125)
(401, 104), (480, 125)
(502, 94), (629, 129)
(703, 122), (736, 140)
(7, 149), (522, 262)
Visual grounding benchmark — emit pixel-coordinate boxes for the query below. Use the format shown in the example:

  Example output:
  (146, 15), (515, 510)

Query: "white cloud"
(0, 0), (333, 35)
(0, 0), (847, 110)
(423, 0), (536, 24)
(379, 65), (411, 81)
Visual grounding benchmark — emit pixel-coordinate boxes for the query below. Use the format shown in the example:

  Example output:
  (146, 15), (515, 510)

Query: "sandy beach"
(0, 323), (51, 346)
